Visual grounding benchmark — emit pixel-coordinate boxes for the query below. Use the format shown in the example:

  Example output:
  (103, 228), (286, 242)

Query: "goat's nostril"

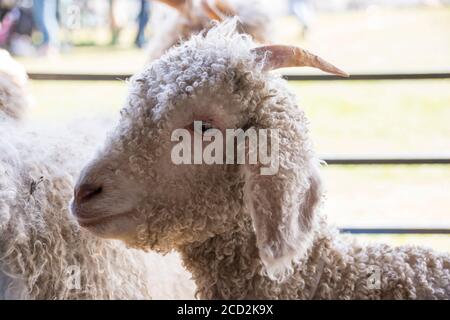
(76, 184), (103, 203)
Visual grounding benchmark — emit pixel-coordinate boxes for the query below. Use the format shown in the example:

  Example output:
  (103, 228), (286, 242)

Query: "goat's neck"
(179, 215), (331, 299)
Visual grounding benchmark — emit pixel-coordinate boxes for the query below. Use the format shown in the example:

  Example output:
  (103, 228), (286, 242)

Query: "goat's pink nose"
(75, 183), (103, 204)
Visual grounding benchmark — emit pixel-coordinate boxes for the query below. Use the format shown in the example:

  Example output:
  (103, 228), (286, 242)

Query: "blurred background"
(1, 0), (449, 251)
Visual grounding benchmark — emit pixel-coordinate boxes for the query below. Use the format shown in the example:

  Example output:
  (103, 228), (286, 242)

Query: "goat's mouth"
(75, 209), (143, 242)
(76, 211), (133, 228)
(70, 197), (134, 228)
(70, 198), (145, 241)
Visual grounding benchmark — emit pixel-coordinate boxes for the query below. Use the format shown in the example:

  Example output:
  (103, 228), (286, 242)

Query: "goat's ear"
(243, 111), (323, 281)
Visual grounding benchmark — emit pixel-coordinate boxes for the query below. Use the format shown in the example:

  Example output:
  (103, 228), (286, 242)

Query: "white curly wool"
(0, 50), (30, 120)
(0, 120), (195, 299)
(74, 20), (449, 299)
(0, 55), (195, 300)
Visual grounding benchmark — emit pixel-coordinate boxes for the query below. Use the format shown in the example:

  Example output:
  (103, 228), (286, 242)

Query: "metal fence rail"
(29, 73), (130, 81)
(322, 155), (450, 165)
(340, 228), (450, 235)
(284, 72), (450, 81)
(28, 72), (450, 82)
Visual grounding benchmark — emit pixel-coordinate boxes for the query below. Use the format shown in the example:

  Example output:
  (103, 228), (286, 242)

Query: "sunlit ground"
(17, 7), (450, 74)
(18, 7), (450, 252)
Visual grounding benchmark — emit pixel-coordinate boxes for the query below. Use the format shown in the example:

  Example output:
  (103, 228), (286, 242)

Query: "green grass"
(293, 80), (450, 155)
(18, 46), (147, 74)
(28, 81), (126, 121)
(19, 7), (450, 252)
(322, 165), (450, 226)
(352, 235), (449, 253)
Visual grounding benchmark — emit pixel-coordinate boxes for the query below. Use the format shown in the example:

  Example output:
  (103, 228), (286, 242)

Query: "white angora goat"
(72, 21), (450, 299)
(0, 50), (30, 120)
(149, 0), (272, 61)
(0, 55), (195, 300)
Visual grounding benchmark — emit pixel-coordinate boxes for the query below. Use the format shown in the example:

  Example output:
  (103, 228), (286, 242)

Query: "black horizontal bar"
(27, 72), (450, 81)
(28, 73), (129, 81)
(322, 156), (450, 165)
(340, 228), (450, 235)
(284, 72), (450, 81)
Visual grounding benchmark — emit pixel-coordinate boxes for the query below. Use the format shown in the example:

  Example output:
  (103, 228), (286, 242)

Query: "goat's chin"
(79, 212), (142, 242)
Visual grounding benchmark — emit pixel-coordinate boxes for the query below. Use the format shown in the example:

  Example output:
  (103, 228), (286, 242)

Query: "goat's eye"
(192, 121), (215, 135)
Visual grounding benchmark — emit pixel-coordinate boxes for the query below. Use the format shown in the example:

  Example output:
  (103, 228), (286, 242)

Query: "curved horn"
(251, 45), (349, 77)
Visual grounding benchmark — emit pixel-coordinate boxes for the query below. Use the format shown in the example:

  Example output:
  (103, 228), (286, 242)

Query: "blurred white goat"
(148, 0), (273, 60)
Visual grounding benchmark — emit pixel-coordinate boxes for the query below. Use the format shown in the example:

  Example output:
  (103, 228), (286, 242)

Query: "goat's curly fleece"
(0, 120), (197, 299)
(0, 121), (146, 299)
(0, 59), (195, 299)
(0, 50), (30, 120)
(182, 217), (450, 299)
(81, 20), (450, 299)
